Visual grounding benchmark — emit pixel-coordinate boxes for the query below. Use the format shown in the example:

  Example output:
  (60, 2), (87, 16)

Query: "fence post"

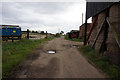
(46, 31), (47, 38)
(6, 37), (8, 42)
(27, 29), (29, 39)
(11, 33), (14, 42)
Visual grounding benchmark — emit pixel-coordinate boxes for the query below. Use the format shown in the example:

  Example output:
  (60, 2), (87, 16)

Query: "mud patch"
(62, 44), (69, 47)
(35, 45), (44, 51)
(26, 45), (43, 60)
(26, 52), (40, 60)
(26, 57), (60, 78)
(8, 47), (41, 78)
(70, 45), (80, 48)
(8, 60), (31, 78)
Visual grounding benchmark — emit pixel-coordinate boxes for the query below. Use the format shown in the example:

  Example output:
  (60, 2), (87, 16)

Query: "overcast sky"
(1, 1), (89, 33)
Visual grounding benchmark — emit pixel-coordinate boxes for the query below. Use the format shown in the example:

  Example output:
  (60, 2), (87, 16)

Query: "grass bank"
(2, 37), (54, 78)
(64, 36), (84, 42)
(78, 45), (120, 79)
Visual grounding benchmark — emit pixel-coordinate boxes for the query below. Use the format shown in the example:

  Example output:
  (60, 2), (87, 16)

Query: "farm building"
(84, 2), (120, 65)
(0, 25), (21, 40)
(0, 25), (19, 27)
(79, 23), (92, 39)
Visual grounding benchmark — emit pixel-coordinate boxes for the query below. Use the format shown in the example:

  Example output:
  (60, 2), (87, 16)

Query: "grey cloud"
(2, 2), (73, 23)
(1, 2), (86, 33)
(4, 2), (73, 14)
(2, 2), (20, 18)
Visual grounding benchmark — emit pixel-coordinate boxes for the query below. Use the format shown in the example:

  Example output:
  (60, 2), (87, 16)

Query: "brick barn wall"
(106, 3), (120, 65)
(79, 23), (91, 38)
(79, 24), (85, 38)
(88, 11), (106, 51)
(88, 3), (120, 65)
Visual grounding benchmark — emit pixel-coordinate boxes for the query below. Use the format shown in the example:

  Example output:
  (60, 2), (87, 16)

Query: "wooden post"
(100, 8), (109, 53)
(27, 29), (29, 39)
(84, 2), (88, 45)
(11, 33), (14, 42)
(84, 16), (87, 45)
(86, 15), (98, 44)
(6, 37), (8, 42)
(106, 18), (120, 48)
(46, 31), (47, 38)
(92, 19), (105, 48)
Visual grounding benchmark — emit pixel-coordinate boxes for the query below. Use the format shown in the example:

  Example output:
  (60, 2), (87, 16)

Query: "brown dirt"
(9, 36), (106, 78)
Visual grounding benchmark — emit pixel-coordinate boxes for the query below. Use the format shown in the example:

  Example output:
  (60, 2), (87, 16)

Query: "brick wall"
(88, 11), (106, 51)
(88, 3), (120, 65)
(106, 3), (120, 65)
(79, 23), (91, 38)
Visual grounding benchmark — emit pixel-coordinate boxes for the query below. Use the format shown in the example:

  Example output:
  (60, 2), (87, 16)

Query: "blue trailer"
(0, 25), (21, 40)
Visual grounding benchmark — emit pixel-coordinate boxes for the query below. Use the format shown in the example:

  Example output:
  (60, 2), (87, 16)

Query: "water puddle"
(46, 50), (56, 54)
(71, 45), (80, 48)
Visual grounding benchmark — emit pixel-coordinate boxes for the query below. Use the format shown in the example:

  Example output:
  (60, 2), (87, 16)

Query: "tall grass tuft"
(78, 46), (120, 79)
(2, 37), (54, 78)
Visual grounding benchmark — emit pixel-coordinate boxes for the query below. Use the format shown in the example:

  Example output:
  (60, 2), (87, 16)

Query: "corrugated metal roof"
(0, 25), (19, 28)
(86, 2), (116, 19)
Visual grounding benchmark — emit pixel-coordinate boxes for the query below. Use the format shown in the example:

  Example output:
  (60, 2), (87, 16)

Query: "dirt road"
(9, 36), (106, 78)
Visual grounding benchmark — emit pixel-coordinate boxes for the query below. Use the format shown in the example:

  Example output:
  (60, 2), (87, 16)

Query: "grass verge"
(2, 37), (54, 78)
(78, 45), (120, 79)
(64, 36), (84, 42)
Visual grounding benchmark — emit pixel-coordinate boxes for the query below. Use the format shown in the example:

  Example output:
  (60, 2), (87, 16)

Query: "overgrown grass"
(64, 36), (84, 42)
(78, 45), (120, 79)
(2, 37), (54, 78)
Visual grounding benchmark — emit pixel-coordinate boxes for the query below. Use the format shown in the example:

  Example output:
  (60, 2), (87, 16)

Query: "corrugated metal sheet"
(86, 2), (115, 19)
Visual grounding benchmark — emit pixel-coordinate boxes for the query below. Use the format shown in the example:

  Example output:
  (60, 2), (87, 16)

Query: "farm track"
(9, 36), (106, 78)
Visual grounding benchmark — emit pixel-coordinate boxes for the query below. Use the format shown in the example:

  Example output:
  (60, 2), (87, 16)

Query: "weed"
(64, 36), (83, 42)
(2, 37), (54, 78)
(78, 45), (120, 79)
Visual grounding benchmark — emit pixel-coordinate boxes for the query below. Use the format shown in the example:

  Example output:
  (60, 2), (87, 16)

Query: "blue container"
(1, 27), (21, 37)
